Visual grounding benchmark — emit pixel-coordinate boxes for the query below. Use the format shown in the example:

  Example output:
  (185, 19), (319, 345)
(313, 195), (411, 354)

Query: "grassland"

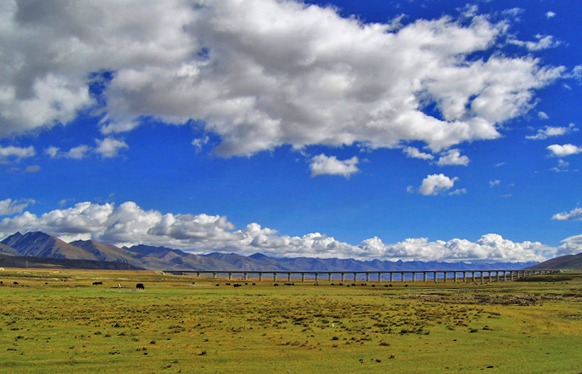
(0, 269), (581, 373)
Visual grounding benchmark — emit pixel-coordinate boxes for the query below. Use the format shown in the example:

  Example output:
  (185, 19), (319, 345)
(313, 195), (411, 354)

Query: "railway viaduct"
(164, 269), (556, 283)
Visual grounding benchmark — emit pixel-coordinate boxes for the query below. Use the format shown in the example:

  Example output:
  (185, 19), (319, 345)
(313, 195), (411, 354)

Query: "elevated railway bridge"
(163, 269), (556, 283)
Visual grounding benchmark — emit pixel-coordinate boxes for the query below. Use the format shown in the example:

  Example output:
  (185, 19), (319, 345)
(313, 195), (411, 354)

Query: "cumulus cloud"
(489, 179), (500, 187)
(310, 154), (359, 178)
(527, 123), (576, 140)
(0, 146), (35, 161)
(509, 34), (561, 51)
(359, 234), (550, 262)
(0, 200), (552, 262)
(418, 174), (460, 195)
(556, 234), (582, 256)
(44, 138), (127, 159)
(403, 146), (434, 160)
(538, 111), (549, 119)
(45, 145), (91, 159)
(0, 0), (565, 160)
(552, 207), (582, 221)
(550, 159), (570, 172)
(95, 138), (129, 158)
(436, 149), (470, 166)
(0, 198), (35, 216)
(547, 144), (582, 157)
(545, 11), (556, 19)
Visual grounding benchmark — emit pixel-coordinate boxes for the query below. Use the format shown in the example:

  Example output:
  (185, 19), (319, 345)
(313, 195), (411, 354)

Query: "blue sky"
(0, 0), (581, 263)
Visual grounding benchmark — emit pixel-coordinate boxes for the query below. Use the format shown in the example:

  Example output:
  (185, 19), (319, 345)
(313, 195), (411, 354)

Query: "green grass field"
(0, 269), (581, 373)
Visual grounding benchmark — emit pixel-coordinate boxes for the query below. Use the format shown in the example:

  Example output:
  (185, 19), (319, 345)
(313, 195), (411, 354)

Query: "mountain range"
(0, 230), (572, 271)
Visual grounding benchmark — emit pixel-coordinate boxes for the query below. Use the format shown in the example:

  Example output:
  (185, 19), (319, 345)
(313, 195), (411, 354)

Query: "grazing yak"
(136, 283), (145, 290)
(92, 281), (103, 286)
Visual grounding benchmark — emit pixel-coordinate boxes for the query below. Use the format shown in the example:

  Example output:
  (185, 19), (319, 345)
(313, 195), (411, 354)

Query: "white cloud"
(45, 145), (91, 159)
(448, 188), (467, 196)
(0, 146), (35, 161)
(436, 149), (470, 166)
(0, 200), (552, 262)
(0, 0), (565, 160)
(501, 8), (524, 19)
(527, 123), (576, 140)
(545, 11), (556, 19)
(359, 234), (550, 262)
(44, 147), (59, 158)
(538, 111), (549, 119)
(556, 234), (582, 256)
(95, 138), (129, 158)
(550, 159), (570, 172)
(192, 136), (210, 152)
(509, 35), (560, 51)
(0, 198), (34, 216)
(547, 144), (582, 157)
(403, 146), (434, 160)
(552, 207), (582, 221)
(489, 179), (500, 187)
(44, 139), (127, 159)
(310, 154), (359, 178)
(418, 174), (459, 195)
(67, 145), (91, 160)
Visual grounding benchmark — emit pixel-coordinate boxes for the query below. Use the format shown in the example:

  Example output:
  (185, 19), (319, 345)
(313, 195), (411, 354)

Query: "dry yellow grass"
(0, 269), (581, 373)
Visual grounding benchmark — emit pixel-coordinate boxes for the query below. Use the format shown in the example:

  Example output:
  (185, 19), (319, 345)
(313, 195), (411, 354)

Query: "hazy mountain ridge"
(0, 231), (549, 271)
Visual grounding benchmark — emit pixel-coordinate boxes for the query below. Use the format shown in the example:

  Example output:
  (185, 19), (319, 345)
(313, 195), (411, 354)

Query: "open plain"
(0, 269), (581, 373)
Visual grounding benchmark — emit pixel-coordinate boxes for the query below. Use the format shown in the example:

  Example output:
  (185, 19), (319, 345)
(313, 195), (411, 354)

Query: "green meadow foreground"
(0, 270), (581, 373)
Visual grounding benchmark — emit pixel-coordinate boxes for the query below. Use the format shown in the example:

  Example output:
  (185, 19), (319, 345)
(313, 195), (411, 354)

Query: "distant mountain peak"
(1, 231), (23, 246)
